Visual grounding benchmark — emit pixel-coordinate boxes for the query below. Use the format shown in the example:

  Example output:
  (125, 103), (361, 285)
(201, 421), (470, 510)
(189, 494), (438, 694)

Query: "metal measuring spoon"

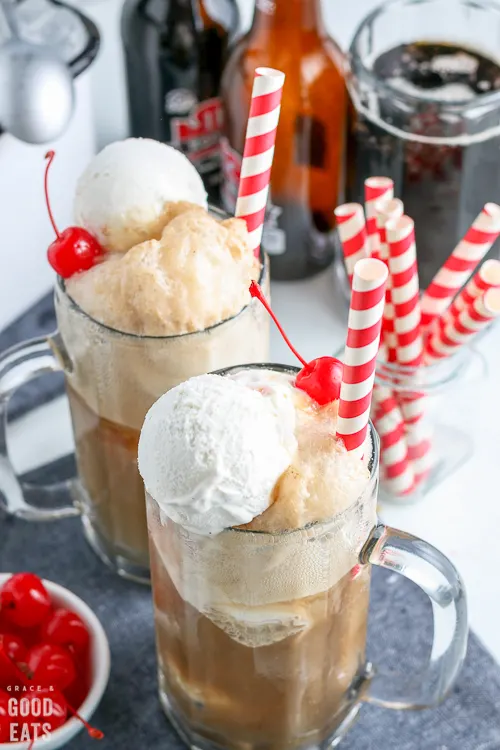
(0, 0), (75, 143)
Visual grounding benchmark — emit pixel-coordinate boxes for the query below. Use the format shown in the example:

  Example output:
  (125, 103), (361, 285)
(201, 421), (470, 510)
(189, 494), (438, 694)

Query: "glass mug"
(0, 224), (269, 584)
(147, 363), (468, 750)
(345, 0), (500, 290)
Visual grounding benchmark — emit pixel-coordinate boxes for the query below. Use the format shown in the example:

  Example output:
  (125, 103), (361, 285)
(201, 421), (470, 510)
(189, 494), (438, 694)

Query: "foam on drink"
(67, 202), (260, 336)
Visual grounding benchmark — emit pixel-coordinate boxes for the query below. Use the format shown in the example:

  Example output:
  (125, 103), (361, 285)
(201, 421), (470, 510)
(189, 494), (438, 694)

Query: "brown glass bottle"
(220, 0), (346, 280)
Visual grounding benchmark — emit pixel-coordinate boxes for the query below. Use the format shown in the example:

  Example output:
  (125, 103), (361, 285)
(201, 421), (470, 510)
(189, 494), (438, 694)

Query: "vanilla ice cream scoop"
(138, 374), (297, 535)
(74, 138), (207, 252)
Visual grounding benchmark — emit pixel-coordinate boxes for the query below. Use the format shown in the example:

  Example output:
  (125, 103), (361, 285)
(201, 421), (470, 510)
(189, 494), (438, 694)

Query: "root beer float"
(43, 138), (269, 581)
(138, 258), (389, 750)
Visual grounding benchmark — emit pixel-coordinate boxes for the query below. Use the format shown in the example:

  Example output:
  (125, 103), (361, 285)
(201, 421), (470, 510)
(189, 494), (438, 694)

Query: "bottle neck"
(251, 0), (325, 34)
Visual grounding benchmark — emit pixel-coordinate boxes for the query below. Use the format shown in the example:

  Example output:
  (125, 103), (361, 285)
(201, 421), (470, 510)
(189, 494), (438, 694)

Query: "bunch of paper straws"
(335, 178), (500, 497)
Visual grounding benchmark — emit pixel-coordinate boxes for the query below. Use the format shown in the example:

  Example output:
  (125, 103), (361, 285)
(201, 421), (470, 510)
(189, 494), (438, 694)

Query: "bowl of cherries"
(0, 573), (110, 749)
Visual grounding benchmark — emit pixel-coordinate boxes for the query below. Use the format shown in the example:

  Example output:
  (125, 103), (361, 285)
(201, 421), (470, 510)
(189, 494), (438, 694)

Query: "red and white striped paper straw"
(439, 258), (500, 329)
(364, 177), (394, 257)
(336, 258), (388, 457)
(425, 288), (500, 363)
(334, 203), (370, 285)
(420, 203), (500, 329)
(376, 198), (404, 265)
(376, 198), (404, 362)
(371, 386), (415, 496)
(235, 67), (285, 258)
(386, 215), (431, 483)
(386, 215), (424, 367)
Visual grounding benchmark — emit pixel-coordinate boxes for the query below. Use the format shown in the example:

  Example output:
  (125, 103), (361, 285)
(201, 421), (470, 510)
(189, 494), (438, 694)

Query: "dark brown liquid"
(347, 42), (500, 288)
(67, 385), (149, 567)
(150, 523), (371, 750)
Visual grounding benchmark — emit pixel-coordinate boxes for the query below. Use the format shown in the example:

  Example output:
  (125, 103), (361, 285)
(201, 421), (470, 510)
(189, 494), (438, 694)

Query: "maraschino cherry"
(295, 357), (344, 406)
(0, 633), (26, 666)
(249, 281), (343, 405)
(24, 688), (68, 736)
(41, 608), (90, 656)
(0, 633), (27, 689)
(44, 151), (104, 278)
(0, 573), (51, 629)
(27, 643), (76, 691)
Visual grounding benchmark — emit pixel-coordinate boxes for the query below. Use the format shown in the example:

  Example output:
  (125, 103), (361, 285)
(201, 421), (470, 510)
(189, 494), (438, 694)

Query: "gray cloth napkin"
(1, 457), (500, 750)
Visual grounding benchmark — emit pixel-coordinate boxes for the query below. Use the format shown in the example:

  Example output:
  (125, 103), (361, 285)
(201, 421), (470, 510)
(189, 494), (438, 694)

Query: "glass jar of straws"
(372, 348), (486, 503)
(335, 179), (500, 502)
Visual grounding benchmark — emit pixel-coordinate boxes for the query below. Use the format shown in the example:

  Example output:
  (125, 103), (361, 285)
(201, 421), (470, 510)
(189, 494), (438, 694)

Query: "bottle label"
(167, 96), (224, 184)
(220, 136), (286, 255)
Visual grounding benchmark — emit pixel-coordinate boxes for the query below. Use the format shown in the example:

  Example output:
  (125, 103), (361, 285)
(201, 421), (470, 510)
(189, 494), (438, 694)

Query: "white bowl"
(0, 574), (110, 749)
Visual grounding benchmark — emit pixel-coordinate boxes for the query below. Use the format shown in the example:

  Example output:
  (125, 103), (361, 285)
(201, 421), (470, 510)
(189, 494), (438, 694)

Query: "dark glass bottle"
(122, 0), (239, 202)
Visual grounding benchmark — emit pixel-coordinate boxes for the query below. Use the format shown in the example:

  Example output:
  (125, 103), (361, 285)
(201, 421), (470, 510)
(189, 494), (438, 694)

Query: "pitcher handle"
(360, 523), (468, 708)
(0, 334), (79, 520)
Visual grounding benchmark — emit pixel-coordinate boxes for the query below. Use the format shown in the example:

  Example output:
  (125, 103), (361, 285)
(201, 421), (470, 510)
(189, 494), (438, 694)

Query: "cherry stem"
(0, 639), (104, 742)
(249, 282), (308, 367)
(44, 150), (60, 239)
(64, 698), (104, 740)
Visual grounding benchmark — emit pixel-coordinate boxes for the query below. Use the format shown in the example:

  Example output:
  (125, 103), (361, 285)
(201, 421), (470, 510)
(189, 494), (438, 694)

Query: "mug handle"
(0, 334), (79, 520)
(360, 523), (468, 708)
